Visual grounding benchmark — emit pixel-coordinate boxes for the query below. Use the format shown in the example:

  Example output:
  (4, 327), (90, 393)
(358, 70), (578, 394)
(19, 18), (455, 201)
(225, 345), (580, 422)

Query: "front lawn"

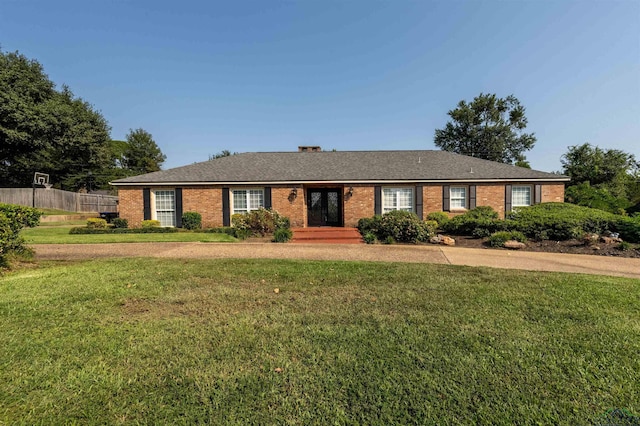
(1, 259), (638, 424)
(21, 226), (237, 243)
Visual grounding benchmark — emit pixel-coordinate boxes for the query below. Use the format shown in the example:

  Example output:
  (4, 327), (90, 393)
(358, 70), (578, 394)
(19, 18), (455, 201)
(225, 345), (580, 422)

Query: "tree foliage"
(0, 50), (111, 189)
(561, 143), (639, 214)
(122, 128), (166, 174)
(434, 93), (536, 165)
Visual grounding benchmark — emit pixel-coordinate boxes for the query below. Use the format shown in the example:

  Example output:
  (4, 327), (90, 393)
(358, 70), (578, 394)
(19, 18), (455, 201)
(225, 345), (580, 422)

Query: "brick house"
(111, 147), (569, 228)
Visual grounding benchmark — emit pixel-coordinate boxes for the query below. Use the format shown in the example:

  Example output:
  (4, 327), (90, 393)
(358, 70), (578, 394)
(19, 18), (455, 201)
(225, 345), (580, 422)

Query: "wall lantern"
(290, 187), (298, 198)
(348, 186), (354, 196)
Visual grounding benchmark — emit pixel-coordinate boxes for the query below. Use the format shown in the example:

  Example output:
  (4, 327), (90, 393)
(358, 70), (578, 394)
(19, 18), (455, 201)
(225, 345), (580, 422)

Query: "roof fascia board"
(111, 177), (570, 186)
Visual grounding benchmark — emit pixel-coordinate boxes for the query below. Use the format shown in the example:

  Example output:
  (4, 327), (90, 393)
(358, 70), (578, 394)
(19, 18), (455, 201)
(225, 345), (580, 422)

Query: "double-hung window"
(450, 187), (467, 209)
(232, 189), (264, 214)
(382, 187), (414, 213)
(512, 185), (532, 207)
(154, 190), (176, 227)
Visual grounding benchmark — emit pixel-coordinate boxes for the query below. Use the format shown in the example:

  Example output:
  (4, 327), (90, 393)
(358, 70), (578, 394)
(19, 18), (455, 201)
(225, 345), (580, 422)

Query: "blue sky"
(1, 0), (638, 172)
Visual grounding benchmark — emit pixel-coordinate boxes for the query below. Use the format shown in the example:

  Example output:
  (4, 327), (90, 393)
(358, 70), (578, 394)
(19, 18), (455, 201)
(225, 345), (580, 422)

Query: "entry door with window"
(307, 189), (342, 227)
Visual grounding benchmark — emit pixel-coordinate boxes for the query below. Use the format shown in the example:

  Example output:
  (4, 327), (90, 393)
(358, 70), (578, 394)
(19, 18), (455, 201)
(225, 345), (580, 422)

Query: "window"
(450, 186), (467, 209)
(512, 185), (532, 207)
(154, 190), (176, 227)
(232, 189), (264, 214)
(382, 187), (414, 213)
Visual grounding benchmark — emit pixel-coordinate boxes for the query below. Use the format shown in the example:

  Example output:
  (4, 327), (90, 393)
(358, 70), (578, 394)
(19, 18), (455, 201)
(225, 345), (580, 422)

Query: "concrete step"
(291, 227), (363, 244)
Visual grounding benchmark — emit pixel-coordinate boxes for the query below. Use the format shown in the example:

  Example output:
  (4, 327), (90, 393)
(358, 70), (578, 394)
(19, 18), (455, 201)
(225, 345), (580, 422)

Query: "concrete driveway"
(32, 242), (640, 279)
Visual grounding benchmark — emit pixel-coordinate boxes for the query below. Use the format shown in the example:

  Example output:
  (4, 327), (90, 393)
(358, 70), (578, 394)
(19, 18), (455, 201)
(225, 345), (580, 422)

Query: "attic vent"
(298, 146), (322, 152)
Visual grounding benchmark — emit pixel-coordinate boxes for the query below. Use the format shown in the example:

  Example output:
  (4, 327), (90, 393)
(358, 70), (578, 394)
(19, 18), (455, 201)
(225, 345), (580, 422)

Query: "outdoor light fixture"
(290, 187), (298, 197)
(348, 186), (354, 196)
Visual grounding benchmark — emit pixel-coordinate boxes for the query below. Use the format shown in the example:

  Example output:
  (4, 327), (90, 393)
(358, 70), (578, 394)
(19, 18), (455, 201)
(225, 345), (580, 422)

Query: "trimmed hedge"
(443, 206), (503, 236)
(182, 212), (202, 230)
(231, 208), (290, 237)
(488, 231), (527, 248)
(358, 211), (435, 244)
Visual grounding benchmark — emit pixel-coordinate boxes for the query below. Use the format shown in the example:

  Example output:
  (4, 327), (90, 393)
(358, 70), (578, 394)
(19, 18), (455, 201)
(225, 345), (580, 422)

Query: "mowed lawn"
(21, 226), (237, 244)
(1, 259), (638, 424)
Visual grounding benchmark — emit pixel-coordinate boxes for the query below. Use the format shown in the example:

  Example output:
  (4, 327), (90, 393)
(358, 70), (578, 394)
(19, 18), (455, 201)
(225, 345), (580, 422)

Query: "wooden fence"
(0, 188), (118, 212)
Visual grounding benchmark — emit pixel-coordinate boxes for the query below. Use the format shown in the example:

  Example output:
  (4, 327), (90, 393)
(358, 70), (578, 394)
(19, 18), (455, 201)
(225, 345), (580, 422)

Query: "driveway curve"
(32, 242), (640, 279)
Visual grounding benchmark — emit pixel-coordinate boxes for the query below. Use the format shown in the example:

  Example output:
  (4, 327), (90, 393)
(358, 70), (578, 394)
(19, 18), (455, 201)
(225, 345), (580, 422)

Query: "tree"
(0, 49), (111, 189)
(122, 128), (166, 174)
(434, 93), (536, 165)
(209, 150), (236, 160)
(561, 143), (639, 213)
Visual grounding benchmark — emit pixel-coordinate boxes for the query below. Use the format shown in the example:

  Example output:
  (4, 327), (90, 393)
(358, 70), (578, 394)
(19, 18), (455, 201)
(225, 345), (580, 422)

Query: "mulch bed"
(449, 235), (640, 259)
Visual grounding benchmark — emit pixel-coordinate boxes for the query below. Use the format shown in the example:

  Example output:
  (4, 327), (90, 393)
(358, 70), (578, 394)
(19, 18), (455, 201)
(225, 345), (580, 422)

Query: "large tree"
(122, 128), (166, 174)
(0, 50), (111, 189)
(434, 93), (536, 165)
(561, 143), (639, 213)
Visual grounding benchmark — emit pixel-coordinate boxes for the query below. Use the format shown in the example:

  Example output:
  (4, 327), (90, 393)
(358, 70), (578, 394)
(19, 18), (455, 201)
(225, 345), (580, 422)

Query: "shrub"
(357, 215), (382, 236)
(363, 232), (377, 244)
(232, 208), (290, 237)
(141, 220), (161, 228)
(616, 215), (640, 243)
(426, 212), (450, 228)
(443, 206), (502, 236)
(111, 218), (128, 229)
(182, 211), (202, 230)
(488, 231), (527, 247)
(87, 218), (107, 229)
(377, 210), (434, 244)
(272, 228), (293, 243)
(0, 204), (42, 268)
(383, 235), (395, 244)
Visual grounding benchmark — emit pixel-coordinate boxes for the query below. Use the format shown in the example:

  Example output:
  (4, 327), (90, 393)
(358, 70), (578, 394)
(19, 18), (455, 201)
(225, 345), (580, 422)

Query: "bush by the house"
(0, 204), (42, 268)
(182, 212), (202, 230)
(272, 228), (293, 243)
(112, 218), (128, 229)
(359, 210), (436, 244)
(141, 220), (161, 228)
(86, 218), (107, 229)
(616, 215), (640, 243)
(231, 208), (290, 237)
(443, 206), (503, 236)
(488, 231), (527, 248)
(426, 211), (450, 228)
(362, 232), (377, 244)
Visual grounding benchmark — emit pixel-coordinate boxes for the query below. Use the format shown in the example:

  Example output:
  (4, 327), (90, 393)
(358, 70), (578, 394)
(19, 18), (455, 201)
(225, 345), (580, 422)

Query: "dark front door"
(307, 189), (342, 227)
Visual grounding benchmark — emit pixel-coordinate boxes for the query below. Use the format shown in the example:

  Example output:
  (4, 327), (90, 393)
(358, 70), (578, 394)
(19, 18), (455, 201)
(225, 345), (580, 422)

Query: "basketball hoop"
(33, 172), (50, 186)
(44, 183), (53, 190)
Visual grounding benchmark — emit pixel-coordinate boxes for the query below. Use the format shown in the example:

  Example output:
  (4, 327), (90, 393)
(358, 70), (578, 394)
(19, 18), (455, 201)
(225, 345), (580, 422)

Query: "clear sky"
(1, 0), (638, 172)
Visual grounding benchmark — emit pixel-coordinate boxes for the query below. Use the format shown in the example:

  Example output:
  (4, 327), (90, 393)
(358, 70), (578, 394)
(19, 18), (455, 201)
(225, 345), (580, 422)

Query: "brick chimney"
(298, 146), (322, 152)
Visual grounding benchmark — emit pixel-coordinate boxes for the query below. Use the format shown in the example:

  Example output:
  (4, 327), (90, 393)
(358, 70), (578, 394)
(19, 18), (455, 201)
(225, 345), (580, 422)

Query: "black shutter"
(442, 185), (450, 212)
(374, 186), (382, 215)
(264, 187), (272, 209)
(415, 185), (423, 219)
(469, 185), (477, 209)
(143, 188), (151, 220)
(534, 184), (542, 204)
(222, 187), (230, 226)
(505, 184), (512, 213)
(175, 188), (183, 228)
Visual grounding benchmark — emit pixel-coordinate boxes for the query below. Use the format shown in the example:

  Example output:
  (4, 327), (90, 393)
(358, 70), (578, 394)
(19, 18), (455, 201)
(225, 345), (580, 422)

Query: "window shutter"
(222, 188), (230, 226)
(469, 185), (476, 209)
(175, 188), (183, 228)
(374, 186), (382, 215)
(505, 185), (512, 213)
(534, 184), (542, 204)
(442, 185), (450, 212)
(415, 185), (423, 219)
(143, 188), (151, 220)
(264, 187), (272, 209)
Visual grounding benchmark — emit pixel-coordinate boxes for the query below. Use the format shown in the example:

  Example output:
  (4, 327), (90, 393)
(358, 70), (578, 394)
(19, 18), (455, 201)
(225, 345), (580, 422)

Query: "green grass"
(38, 208), (83, 215)
(36, 220), (88, 227)
(1, 259), (638, 424)
(21, 227), (237, 243)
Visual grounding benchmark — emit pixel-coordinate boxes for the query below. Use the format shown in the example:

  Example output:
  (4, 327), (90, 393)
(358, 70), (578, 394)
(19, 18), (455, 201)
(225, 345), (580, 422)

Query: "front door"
(307, 189), (342, 227)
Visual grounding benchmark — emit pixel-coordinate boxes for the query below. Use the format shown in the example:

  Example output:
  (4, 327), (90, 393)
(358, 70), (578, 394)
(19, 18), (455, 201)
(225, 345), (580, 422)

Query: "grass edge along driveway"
(21, 226), (237, 243)
(1, 258), (638, 424)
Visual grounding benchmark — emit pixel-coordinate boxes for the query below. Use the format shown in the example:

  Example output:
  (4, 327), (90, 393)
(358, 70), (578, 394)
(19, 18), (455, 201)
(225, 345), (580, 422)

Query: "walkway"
(32, 243), (640, 279)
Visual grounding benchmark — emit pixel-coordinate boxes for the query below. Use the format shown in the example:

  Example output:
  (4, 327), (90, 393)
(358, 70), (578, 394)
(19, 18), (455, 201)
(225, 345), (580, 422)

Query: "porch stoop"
(291, 227), (363, 244)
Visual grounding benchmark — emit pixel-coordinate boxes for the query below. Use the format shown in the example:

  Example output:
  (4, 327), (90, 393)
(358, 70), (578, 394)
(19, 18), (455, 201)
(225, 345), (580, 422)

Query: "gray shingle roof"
(111, 150), (568, 185)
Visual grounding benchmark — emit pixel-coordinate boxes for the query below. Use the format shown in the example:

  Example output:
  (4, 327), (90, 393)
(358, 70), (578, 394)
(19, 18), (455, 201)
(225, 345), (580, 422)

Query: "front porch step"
(291, 227), (363, 244)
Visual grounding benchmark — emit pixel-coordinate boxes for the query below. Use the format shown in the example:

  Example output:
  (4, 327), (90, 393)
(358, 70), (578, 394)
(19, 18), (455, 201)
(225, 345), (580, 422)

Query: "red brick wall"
(272, 186), (306, 228)
(117, 187), (144, 227)
(476, 184), (507, 217)
(343, 185), (374, 227)
(182, 186), (223, 228)
(542, 183), (565, 203)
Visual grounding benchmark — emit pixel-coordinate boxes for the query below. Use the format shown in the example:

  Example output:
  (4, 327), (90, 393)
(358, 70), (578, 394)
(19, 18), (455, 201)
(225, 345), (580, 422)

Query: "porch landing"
(291, 227), (363, 244)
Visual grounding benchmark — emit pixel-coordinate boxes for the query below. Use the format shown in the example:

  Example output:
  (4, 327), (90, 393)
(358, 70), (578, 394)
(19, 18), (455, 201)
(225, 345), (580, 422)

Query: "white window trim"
(231, 188), (265, 215)
(512, 185), (533, 207)
(382, 187), (414, 214)
(449, 186), (468, 210)
(151, 188), (176, 227)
